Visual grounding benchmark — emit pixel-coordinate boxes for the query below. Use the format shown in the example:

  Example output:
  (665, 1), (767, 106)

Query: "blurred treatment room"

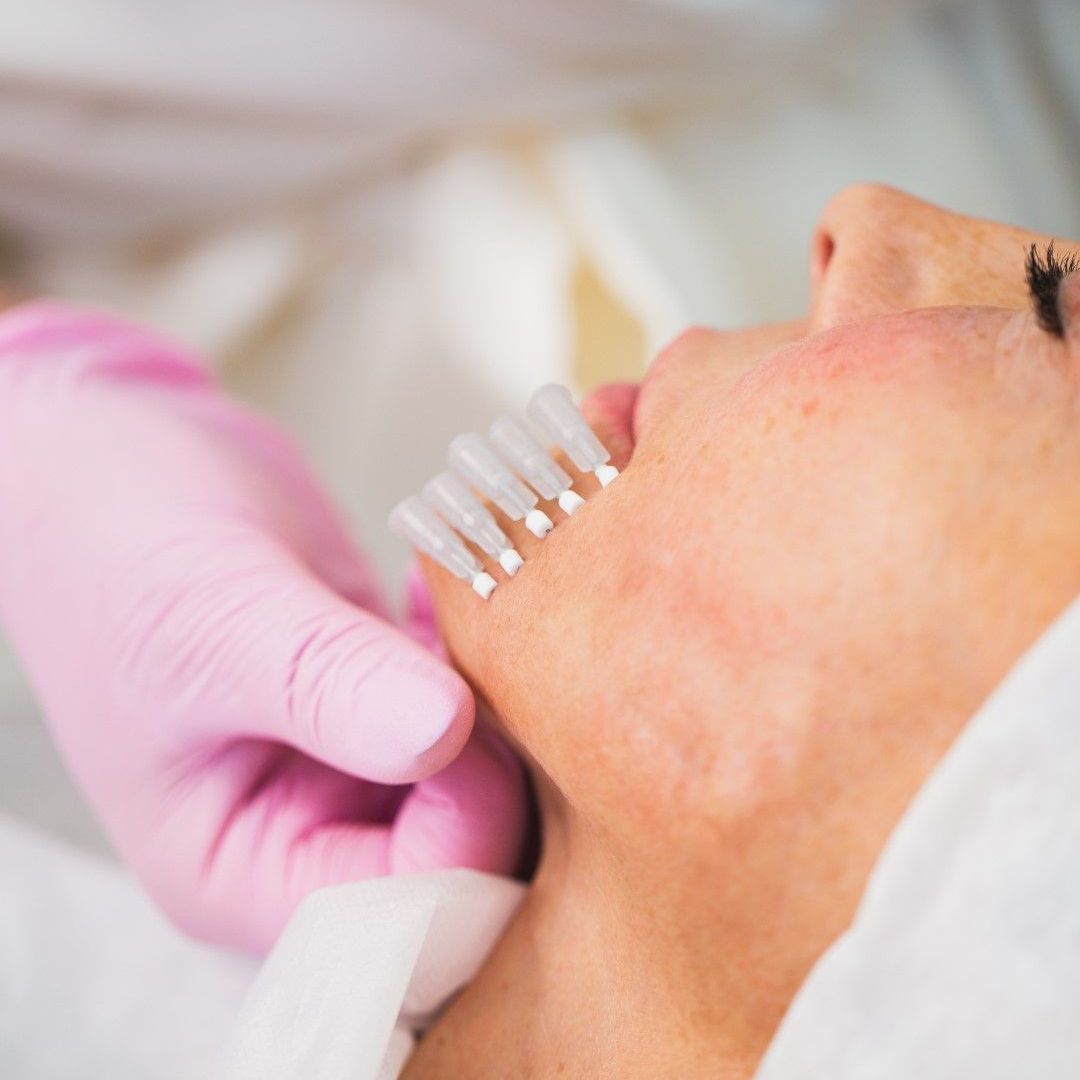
(2, 1), (1080, 1077)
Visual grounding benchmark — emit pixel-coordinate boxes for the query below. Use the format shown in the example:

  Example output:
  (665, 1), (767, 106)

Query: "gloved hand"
(0, 303), (525, 952)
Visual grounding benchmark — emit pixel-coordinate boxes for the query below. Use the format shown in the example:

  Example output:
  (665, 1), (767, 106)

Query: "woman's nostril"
(812, 229), (835, 285)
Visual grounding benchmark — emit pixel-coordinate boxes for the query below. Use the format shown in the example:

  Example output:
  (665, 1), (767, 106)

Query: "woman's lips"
(579, 381), (640, 468)
(583, 380), (639, 464)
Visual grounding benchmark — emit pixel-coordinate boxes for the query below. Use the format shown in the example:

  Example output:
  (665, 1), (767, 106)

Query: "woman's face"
(422, 186), (1080, 899)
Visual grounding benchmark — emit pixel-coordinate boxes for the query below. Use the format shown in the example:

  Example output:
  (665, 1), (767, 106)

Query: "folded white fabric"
(756, 595), (1080, 1078)
(214, 870), (525, 1080)
(0, 811), (523, 1080)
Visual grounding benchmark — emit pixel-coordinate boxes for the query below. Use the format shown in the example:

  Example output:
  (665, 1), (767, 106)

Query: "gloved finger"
(174, 537), (478, 785)
(171, 729), (526, 953)
(279, 728), (525, 929)
(269, 590), (474, 785)
(386, 723), (526, 876)
(195, 395), (396, 624)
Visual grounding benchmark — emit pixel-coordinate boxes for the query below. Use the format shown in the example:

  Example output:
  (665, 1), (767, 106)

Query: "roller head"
(499, 549), (525, 575)
(471, 572), (498, 600)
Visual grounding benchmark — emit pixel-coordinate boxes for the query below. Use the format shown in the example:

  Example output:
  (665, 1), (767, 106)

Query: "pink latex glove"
(0, 303), (525, 952)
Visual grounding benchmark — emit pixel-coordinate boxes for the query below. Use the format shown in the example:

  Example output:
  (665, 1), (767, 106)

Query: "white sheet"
(756, 594), (1080, 1077)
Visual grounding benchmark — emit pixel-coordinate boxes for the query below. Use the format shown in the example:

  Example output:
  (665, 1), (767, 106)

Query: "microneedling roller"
(423, 471), (525, 576)
(488, 416), (586, 516)
(448, 433), (555, 539)
(526, 383), (619, 487)
(388, 496), (498, 599)
(389, 383), (619, 598)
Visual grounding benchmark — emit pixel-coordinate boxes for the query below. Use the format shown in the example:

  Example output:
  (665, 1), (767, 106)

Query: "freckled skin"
(404, 188), (1080, 1079)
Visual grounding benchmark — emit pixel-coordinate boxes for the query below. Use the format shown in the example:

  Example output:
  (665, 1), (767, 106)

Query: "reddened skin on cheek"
(420, 302), (1080, 837)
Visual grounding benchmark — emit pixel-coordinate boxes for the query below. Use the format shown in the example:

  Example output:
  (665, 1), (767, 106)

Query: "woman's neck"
(403, 825), (785, 1079)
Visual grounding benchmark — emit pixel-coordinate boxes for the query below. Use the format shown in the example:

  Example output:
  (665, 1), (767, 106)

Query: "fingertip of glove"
(352, 654), (475, 784)
(395, 667), (475, 781)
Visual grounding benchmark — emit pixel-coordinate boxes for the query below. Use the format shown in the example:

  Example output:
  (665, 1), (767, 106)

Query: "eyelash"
(1025, 241), (1079, 339)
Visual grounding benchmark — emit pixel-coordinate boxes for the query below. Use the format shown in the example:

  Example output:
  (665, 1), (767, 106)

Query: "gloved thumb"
(207, 544), (476, 785)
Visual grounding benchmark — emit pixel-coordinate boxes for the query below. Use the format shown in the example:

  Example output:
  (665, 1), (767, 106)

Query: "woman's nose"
(808, 183), (1039, 330)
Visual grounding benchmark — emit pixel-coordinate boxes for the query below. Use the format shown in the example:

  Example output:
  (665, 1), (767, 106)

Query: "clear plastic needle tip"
(388, 496), (497, 599)
(448, 433), (554, 537)
(423, 472), (523, 576)
(489, 415), (583, 513)
(526, 383), (619, 485)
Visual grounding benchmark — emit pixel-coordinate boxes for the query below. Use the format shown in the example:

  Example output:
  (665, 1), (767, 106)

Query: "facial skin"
(406, 187), (1080, 1078)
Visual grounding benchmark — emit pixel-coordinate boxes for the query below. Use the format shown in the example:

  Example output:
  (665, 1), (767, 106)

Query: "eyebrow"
(1025, 241), (1078, 339)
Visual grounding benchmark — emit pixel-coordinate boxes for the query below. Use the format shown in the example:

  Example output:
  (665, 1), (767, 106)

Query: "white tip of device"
(525, 508), (554, 537)
(558, 490), (586, 515)
(595, 464), (619, 488)
(471, 571), (497, 600)
(499, 549), (525, 575)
